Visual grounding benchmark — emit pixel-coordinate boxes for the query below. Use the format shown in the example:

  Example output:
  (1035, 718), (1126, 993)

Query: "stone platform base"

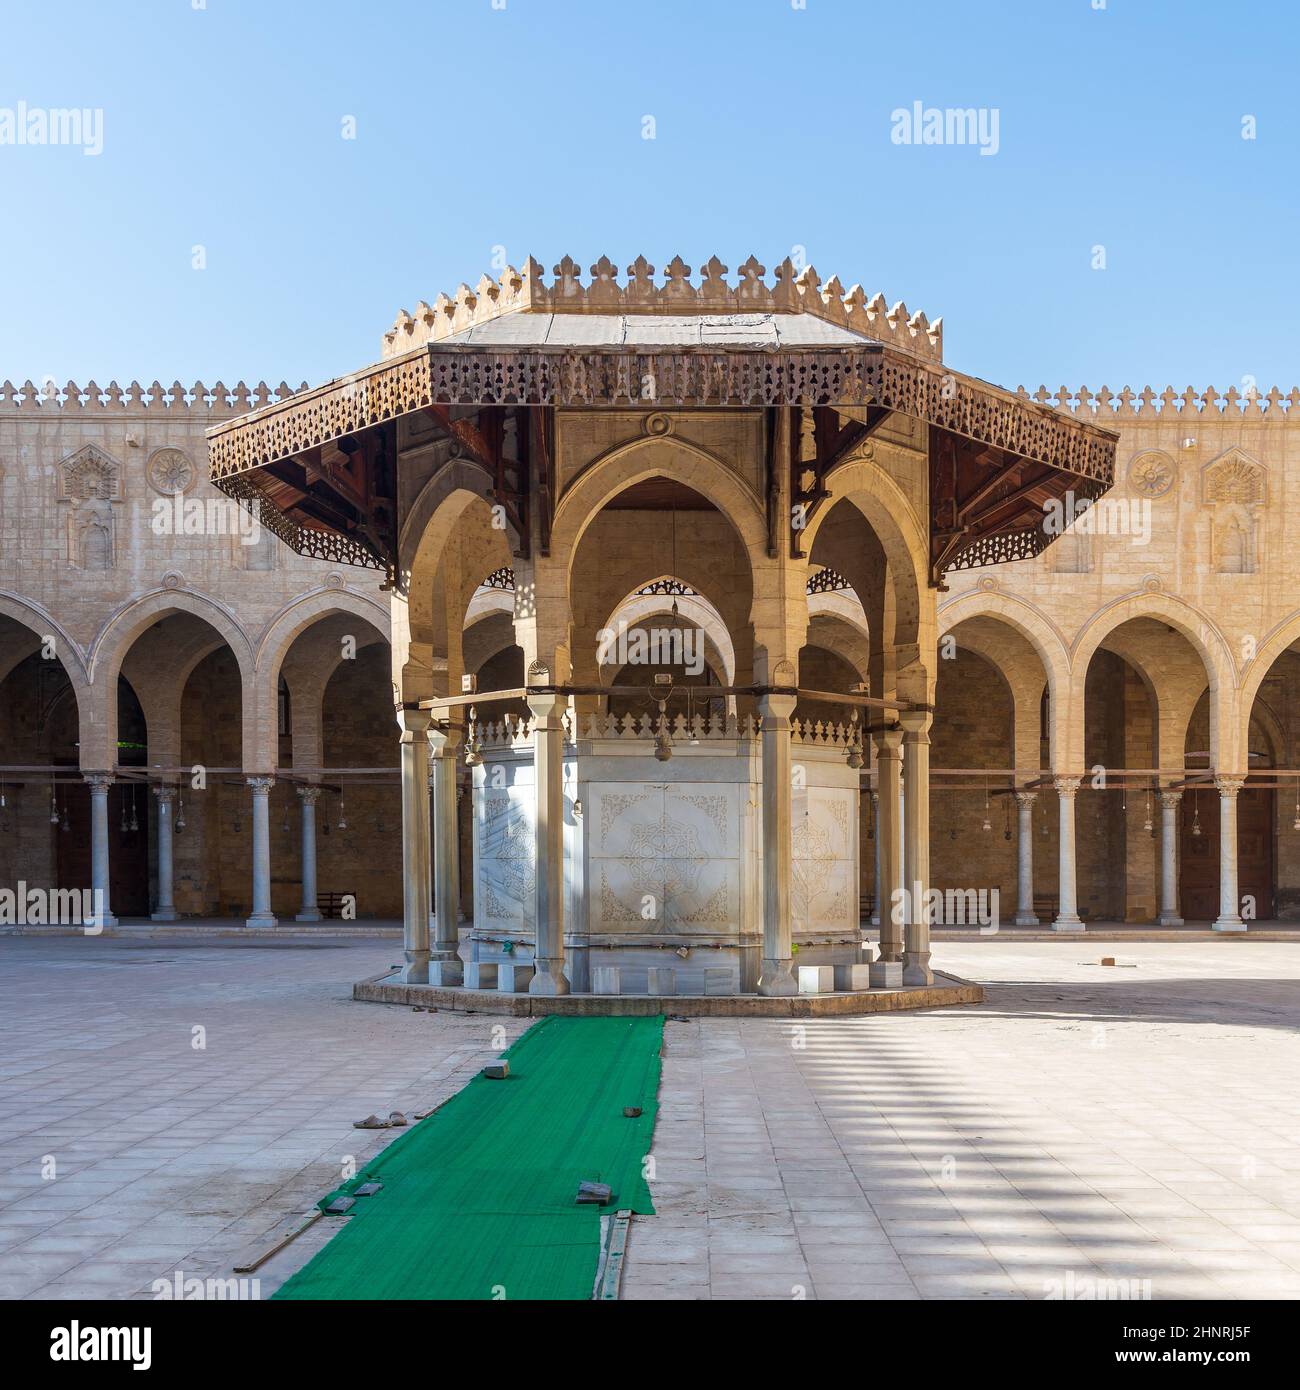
(352, 970), (983, 1016)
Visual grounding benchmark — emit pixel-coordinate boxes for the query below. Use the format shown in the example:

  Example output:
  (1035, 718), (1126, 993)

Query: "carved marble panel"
(588, 784), (663, 859)
(590, 859), (664, 933)
(792, 858), (857, 935)
(791, 784), (857, 934)
(665, 784), (738, 859)
(585, 778), (743, 935)
(476, 780), (535, 932)
(662, 856), (737, 935)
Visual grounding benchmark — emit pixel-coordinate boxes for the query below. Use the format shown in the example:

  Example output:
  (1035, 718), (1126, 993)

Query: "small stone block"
(869, 960), (903, 988)
(798, 965), (834, 995)
(591, 966), (621, 996)
(355, 1181), (383, 1197)
(497, 962), (534, 993)
(324, 1196), (355, 1214)
(833, 963), (874, 992)
(428, 960), (464, 987)
(464, 962), (498, 989)
(575, 1181), (612, 1205)
(647, 966), (676, 996)
(482, 1062), (510, 1080)
(703, 968), (733, 996)
(623, 1106), (642, 1118)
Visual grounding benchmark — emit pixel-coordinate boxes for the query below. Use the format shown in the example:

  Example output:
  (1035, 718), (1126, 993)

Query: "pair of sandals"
(352, 1111), (408, 1130)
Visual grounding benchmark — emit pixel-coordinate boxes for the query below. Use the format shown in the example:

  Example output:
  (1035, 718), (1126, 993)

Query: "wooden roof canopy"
(206, 256), (1117, 587)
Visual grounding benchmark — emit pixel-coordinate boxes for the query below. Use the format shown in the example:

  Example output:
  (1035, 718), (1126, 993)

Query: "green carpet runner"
(273, 1014), (663, 1301)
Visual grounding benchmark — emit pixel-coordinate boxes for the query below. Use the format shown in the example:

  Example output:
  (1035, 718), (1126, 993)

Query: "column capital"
(1215, 775), (1246, 797)
(1158, 789), (1183, 809)
(246, 775), (275, 794)
(429, 722), (463, 756)
(296, 784), (322, 805)
(1053, 774), (1082, 798)
(757, 691), (797, 724)
(526, 691), (567, 722)
(397, 703), (432, 738)
(1013, 790), (1038, 807)
(83, 772), (114, 792)
(898, 708), (932, 739)
(873, 725), (904, 756)
(151, 783), (177, 806)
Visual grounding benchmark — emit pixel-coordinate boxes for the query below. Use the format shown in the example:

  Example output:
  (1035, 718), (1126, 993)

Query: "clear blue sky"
(1, 0), (1294, 394)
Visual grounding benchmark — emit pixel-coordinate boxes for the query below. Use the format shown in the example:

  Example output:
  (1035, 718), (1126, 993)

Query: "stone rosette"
(147, 446), (196, 496)
(1127, 449), (1176, 498)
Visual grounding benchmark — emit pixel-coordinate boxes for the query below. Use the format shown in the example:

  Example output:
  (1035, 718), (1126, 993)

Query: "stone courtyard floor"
(0, 935), (1297, 1301)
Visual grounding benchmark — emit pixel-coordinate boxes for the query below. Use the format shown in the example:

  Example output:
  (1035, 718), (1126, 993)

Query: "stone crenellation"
(11, 376), (1300, 424)
(1019, 384), (1300, 418)
(0, 380), (308, 412)
(380, 254), (944, 363)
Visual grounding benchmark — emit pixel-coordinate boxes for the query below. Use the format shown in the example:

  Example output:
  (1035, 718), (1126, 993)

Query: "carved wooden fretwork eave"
(207, 342), (1118, 582)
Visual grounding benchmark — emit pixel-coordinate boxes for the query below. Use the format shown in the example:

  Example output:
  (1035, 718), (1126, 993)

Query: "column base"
(1052, 914), (1085, 932)
(89, 912), (118, 931)
(401, 951), (430, 985)
(428, 959), (464, 986)
(295, 909), (322, 923)
(1212, 916), (1247, 933)
(528, 962), (571, 996)
(150, 909), (178, 923)
(1014, 911), (1040, 926)
(245, 912), (278, 928)
(902, 954), (933, 986)
(1157, 912), (1184, 927)
(757, 959), (798, 996)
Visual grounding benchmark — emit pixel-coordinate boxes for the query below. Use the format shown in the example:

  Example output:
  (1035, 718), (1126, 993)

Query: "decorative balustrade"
(468, 708), (862, 750)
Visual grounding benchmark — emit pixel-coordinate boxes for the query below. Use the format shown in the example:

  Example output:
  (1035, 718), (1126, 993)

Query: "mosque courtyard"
(1, 933), (1295, 1302)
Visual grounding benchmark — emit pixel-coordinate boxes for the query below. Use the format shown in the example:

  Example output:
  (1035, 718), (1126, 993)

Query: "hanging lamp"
(463, 706), (481, 767)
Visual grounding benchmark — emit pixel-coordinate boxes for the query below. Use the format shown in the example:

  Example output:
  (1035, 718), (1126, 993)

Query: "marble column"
(1213, 775), (1246, 932)
(900, 710), (933, 985)
(151, 784), (178, 922)
(528, 691), (570, 996)
(85, 774), (118, 929)
(1158, 790), (1184, 926)
(870, 790), (882, 928)
(757, 691), (798, 996)
(429, 723), (462, 960)
(1014, 791), (1038, 926)
(1053, 775), (1084, 931)
(873, 727), (904, 962)
(294, 785), (321, 923)
(245, 776), (277, 927)
(398, 706), (433, 982)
